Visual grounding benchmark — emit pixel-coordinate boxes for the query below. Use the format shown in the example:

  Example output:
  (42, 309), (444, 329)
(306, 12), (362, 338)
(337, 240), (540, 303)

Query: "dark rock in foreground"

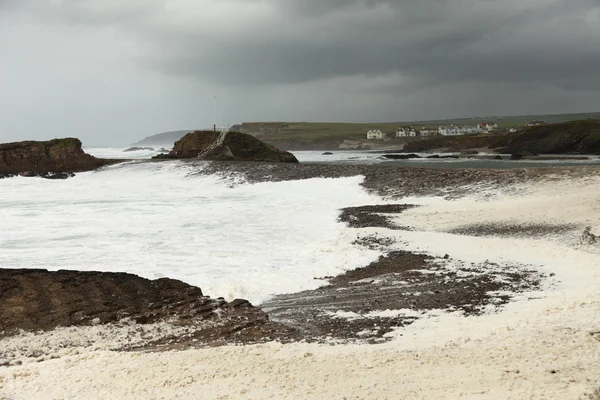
(154, 131), (298, 163)
(0, 269), (296, 344)
(0, 172), (75, 180)
(0, 138), (120, 176)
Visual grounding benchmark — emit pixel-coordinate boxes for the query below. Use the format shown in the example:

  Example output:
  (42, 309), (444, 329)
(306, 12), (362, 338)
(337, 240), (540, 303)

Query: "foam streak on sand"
(3, 173), (600, 399)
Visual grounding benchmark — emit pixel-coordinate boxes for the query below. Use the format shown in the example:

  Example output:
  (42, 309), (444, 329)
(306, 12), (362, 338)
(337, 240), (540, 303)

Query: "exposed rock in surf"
(123, 147), (155, 152)
(381, 153), (421, 160)
(154, 131), (299, 163)
(0, 268), (296, 344)
(0, 138), (120, 176)
(426, 155), (460, 159)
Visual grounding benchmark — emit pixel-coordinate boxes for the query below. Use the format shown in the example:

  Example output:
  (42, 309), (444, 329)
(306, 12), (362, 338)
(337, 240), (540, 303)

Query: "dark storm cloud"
(12, 0), (600, 89)
(134, 0), (600, 91)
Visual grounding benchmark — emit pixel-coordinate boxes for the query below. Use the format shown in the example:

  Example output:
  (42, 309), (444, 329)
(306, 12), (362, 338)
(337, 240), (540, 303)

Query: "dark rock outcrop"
(499, 120), (600, 154)
(154, 131), (299, 163)
(381, 153), (421, 160)
(0, 138), (118, 175)
(0, 268), (296, 344)
(426, 155), (459, 159)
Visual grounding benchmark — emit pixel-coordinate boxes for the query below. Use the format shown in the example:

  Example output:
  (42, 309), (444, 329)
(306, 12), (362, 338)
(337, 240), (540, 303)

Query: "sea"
(0, 148), (386, 304)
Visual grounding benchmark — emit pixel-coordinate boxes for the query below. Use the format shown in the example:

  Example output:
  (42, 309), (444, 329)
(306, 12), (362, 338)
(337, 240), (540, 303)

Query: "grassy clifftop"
(232, 113), (600, 150)
(404, 120), (600, 154)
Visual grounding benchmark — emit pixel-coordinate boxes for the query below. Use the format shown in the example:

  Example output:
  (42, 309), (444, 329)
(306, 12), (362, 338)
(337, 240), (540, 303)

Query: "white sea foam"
(0, 161), (383, 304)
(84, 147), (163, 159)
(2, 167), (600, 399)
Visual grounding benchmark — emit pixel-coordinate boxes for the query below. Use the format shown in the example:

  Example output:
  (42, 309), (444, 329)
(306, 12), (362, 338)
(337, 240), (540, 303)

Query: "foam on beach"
(0, 161), (385, 304)
(2, 171), (600, 399)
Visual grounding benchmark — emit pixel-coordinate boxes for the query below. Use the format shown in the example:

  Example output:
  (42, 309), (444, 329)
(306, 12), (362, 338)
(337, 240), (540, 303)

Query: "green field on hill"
(234, 112), (600, 142)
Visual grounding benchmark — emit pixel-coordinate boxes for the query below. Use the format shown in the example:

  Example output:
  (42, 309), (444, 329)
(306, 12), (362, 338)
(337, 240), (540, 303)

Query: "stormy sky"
(1, 0), (599, 146)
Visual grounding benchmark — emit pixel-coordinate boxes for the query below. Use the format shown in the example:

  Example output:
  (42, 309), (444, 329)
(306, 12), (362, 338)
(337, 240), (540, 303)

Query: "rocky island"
(0, 138), (121, 179)
(154, 130), (299, 163)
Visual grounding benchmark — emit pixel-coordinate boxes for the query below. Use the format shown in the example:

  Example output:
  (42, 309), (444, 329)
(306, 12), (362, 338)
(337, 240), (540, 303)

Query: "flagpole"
(213, 96), (217, 132)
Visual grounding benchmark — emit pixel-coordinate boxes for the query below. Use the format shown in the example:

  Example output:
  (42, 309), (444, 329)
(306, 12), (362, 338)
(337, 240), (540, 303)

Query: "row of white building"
(366, 122), (500, 139)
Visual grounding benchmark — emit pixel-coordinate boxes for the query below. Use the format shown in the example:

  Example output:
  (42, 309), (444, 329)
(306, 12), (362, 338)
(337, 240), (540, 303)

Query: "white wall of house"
(396, 127), (416, 138)
(477, 122), (499, 133)
(438, 125), (478, 136)
(367, 129), (384, 139)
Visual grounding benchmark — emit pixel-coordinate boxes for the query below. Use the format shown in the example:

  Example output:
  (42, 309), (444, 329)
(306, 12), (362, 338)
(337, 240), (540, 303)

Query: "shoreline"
(2, 162), (600, 398)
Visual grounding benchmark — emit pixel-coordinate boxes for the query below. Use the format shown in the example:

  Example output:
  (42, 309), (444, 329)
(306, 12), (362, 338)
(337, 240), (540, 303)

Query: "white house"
(477, 122), (499, 133)
(419, 127), (435, 136)
(463, 126), (478, 134)
(438, 125), (478, 136)
(438, 125), (461, 136)
(367, 129), (385, 140)
(396, 127), (416, 137)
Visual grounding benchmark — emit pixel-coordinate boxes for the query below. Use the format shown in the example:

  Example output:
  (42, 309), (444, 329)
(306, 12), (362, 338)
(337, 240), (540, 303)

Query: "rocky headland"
(403, 119), (600, 155)
(0, 138), (121, 179)
(154, 130), (299, 163)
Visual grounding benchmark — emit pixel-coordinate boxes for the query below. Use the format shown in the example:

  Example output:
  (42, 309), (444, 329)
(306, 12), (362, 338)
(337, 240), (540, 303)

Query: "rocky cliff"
(156, 131), (299, 163)
(0, 138), (117, 176)
(499, 120), (600, 154)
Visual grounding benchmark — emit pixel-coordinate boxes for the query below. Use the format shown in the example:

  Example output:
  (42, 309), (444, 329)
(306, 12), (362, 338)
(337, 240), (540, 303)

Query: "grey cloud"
(137, 0), (600, 90)
(1, 0), (600, 145)
(13, 0), (600, 88)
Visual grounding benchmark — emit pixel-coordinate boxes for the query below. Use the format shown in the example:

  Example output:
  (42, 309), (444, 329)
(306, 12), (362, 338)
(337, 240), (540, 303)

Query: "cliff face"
(0, 138), (111, 174)
(158, 131), (299, 163)
(168, 130), (221, 158)
(499, 120), (600, 154)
